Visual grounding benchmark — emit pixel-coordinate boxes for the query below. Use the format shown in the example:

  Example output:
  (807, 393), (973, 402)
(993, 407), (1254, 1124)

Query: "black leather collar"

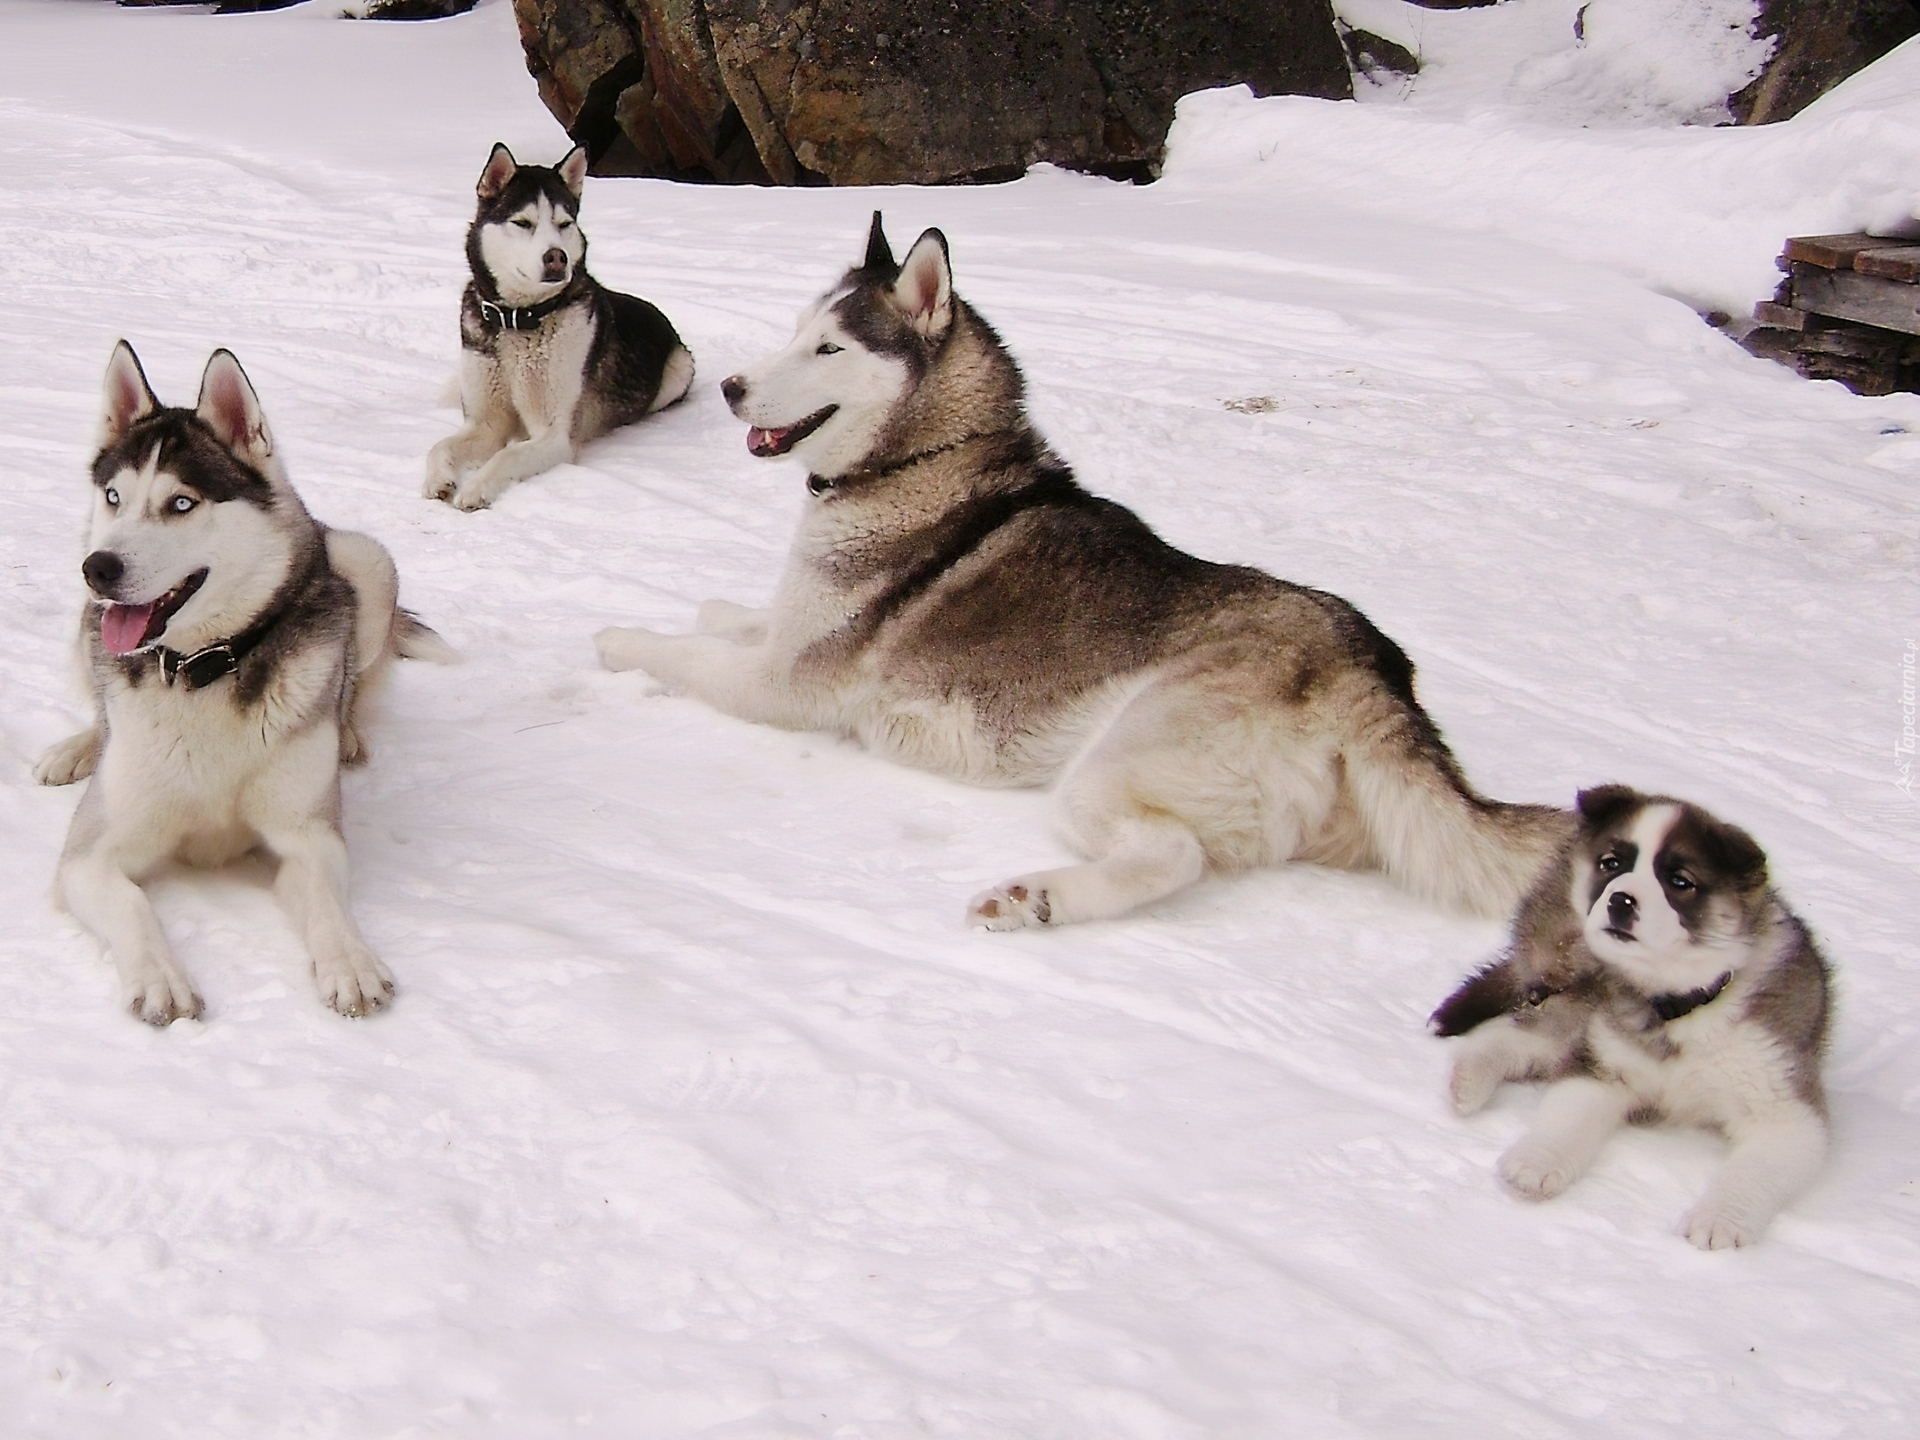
(809, 434), (1006, 497)
(477, 290), (574, 333)
(1648, 971), (1733, 1023)
(143, 610), (280, 691)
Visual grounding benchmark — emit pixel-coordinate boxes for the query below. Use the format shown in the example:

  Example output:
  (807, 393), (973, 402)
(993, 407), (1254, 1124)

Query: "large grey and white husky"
(597, 214), (1568, 928)
(1433, 785), (1831, 1248)
(38, 342), (452, 1024)
(424, 143), (693, 511)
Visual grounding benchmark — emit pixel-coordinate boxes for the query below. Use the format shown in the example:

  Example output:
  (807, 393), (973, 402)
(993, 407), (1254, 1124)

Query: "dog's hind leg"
(648, 344), (695, 413)
(969, 667), (1323, 930)
(968, 681), (1256, 929)
(59, 848), (203, 1025)
(35, 726), (103, 786)
(1445, 1015), (1574, 1115)
(968, 812), (1205, 930)
(261, 818), (395, 1018)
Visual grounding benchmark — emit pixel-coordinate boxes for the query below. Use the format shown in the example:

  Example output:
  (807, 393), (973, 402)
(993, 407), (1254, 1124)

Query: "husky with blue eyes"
(598, 213), (1570, 931)
(38, 342), (451, 1025)
(424, 143), (693, 511)
(1433, 784), (1832, 1248)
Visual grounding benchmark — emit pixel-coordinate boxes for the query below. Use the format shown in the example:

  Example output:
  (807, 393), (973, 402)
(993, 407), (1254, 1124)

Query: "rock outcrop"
(511, 1), (1354, 184)
(1732, 0), (1919, 123)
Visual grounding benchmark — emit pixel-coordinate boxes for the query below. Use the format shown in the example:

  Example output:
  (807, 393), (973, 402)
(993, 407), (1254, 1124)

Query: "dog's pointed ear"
(478, 143), (517, 200)
(891, 228), (953, 340)
(557, 144), (589, 199)
(100, 340), (158, 449)
(195, 350), (273, 463)
(1575, 784), (1641, 833)
(862, 210), (894, 273)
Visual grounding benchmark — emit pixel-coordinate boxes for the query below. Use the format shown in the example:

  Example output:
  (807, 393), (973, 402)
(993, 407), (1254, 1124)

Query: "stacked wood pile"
(1744, 234), (1920, 396)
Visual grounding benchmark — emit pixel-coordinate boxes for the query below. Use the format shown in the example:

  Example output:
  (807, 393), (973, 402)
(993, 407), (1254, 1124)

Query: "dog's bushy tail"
(1348, 722), (1570, 920)
(392, 609), (458, 665)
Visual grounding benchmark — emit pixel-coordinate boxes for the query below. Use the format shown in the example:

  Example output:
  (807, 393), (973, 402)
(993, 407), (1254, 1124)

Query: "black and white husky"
(38, 342), (452, 1024)
(597, 214), (1568, 927)
(1433, 784), (1832, 1248)
(424, 143), (693, 511)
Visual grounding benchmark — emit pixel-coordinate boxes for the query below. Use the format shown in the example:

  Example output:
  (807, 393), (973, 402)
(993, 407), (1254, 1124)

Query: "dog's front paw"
(339, 722), (369, 767)
(1499, 1141), (1578, 1200)
(126, 965), (204, 1027)
(447, 477), (498, 512)
(1449, 1057), (1503, 1116)
(968, 882), (1054, 931)
(1683, 1200), (1766, 1250)
(34, 728), (101, 786)
(422, 441), (460, 501)
(595, 625), (666, 674)
(315, 948), (395, 1019)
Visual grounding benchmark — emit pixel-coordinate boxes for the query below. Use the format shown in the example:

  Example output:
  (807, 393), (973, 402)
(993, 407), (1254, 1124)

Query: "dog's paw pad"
(967, 882), (1053, 931)
(1499, 1145), (1575, 1200)
(421, 474), (456, 502)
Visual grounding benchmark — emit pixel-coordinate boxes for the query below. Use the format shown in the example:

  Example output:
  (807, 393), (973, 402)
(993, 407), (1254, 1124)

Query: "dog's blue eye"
(1598, 854), (1621, 873)
(170, 496), (195, 514)
(104, 487), (119, 507)
(512, 218), (535, 231)
(556, 216), (573, 229)
(816, 343), (842, 356)
(1666, 873), (1695, 892)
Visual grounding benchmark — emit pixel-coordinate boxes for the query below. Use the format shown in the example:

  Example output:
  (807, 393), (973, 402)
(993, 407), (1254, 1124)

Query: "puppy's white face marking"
(727, 292), (911, 478)
(476, 193), (583, 305)
(1582, 803), (1742, 994)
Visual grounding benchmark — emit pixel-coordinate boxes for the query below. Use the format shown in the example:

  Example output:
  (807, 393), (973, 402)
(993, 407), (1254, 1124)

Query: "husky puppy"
(38, 342), (453, 1024)
(424, 143), (694, 511)
(1433, 784), (1831, 1248)
(596, 214), (1568, 928)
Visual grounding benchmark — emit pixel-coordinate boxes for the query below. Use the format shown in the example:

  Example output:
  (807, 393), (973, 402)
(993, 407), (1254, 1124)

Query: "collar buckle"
(157, 642), (238, 690)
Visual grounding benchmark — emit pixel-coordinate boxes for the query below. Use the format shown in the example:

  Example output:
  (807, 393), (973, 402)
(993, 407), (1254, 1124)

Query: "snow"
(1334, 0), (1776, 125)
(1, 1), (1916, 1434)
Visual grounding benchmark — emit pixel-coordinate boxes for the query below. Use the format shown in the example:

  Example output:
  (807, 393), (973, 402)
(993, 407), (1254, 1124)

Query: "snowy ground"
(2, 2), (1917, 1435)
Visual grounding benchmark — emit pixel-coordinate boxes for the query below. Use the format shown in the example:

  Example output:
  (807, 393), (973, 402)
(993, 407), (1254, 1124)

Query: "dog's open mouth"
(746, 405), (837, 459)
(101, 569), (207, 656)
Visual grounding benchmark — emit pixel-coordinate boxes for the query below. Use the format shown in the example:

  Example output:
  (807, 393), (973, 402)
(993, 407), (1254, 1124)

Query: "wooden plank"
(1753, 300), (1808, 330)
(1790, 264), (1920, 337)
(1854, 246), (1920, 284)
(1783, 233), (1902, 269)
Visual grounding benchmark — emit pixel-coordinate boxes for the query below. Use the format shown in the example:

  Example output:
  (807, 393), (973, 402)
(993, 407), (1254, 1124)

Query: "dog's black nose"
(542, 247), (568, 277)
(1607, 890), (1638, 930)
(721, 375), (746, 406)
(82, 550), (123, 595)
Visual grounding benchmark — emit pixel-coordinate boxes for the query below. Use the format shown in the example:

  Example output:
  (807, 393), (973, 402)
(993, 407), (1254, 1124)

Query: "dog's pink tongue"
(101, 602), (156, 656)
(747, 425), (784, 457)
